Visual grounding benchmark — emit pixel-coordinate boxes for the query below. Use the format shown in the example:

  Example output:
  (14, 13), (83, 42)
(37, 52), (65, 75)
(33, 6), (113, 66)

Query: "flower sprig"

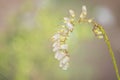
(51, 9), (75, 70)
(51, 6), (120, 80)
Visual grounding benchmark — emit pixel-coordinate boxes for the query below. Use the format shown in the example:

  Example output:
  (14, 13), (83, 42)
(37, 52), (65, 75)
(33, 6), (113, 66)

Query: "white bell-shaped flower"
(55, 51), (66, 60)
(62, 62), (69, 70)
(80, 5), (87, 19)
(61, 56), (70, 64)
(53, 46), (60, 52)
(64, 17), (70, 23)
(59, 56), (70, 69)
(82, 5), (87, 15)
(69, 9), (75, 17)
(59, 56), (69, 66)
(52, 33), (60, 41)
(52, 40), (60, 48)
(66, 22), (73, 31)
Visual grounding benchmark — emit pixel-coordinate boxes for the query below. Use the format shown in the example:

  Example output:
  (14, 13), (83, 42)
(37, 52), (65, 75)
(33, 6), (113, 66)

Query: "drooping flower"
(62, 62), (69, 70)
(52, 40), (60, 47)
(64, 17), (70, 23)
(51, 9), (75, 70)
(80, 5), (87, 19)
(92, 25), (104, 39)
(52, 33), (60, 41)
(55, 51), (66, 60)
(69, 9), (75, 17)
(66, 22), (73, 31)
(59, 56), (70, 70)
(82, 5), (87, 15)
(61, 56), (69, 64)
(52, 46), (60, 52)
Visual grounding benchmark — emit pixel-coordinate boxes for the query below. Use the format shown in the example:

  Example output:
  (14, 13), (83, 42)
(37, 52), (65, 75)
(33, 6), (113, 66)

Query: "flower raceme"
(51, 5), (104, 70)
(51, 9), (75, 70)
(51, 5), (120, 80)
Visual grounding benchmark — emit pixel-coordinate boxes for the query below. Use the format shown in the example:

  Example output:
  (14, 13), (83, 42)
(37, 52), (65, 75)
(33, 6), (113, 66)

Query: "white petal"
(66, 22), (73, 30)
(52, 33), (60, 41)
(62, 63), (69, 70)
(55, 51), (66, 60)
(53, 46), (60, 52)
(82, 5), (87, 15)
(80, 5), (87, 19)
(52, 41), (60, 48)
(59, 59), (69, 70)
(59, 56), (70, 68)
(69, 10), (75, 17)
(61, 56), (70, 64)
(64, 17), (70, 23)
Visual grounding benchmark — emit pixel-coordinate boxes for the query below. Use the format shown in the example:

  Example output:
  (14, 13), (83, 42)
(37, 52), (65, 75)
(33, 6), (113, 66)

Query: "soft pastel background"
(0, 0), (120, 80)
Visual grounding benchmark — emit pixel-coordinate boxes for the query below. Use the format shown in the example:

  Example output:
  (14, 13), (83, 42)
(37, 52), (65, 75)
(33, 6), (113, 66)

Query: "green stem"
(79, 19), (120, 80)
(99, 26), (120, 80)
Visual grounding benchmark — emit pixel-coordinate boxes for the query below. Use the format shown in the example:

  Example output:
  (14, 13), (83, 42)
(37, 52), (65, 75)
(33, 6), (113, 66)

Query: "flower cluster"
(80, 5), (87, 19)
(51, 5), (105, 70)
(92, 25), (104, 39)
(51, 10), (75, 70)
(79, 5), (104, 39)
(50, 5), (120, 80)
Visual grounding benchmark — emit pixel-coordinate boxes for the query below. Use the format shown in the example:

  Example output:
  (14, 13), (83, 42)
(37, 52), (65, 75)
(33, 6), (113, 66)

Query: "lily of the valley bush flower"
(51, 5), (120, 80)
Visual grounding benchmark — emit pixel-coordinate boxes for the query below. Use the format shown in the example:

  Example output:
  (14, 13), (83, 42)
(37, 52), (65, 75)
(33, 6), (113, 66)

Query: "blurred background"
(0, 0), (120, 80)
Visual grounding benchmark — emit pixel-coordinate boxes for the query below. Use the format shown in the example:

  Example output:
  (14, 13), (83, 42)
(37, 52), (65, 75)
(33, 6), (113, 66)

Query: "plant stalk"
(99, 25), (120, 80)
(79, 19), (120, 80)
